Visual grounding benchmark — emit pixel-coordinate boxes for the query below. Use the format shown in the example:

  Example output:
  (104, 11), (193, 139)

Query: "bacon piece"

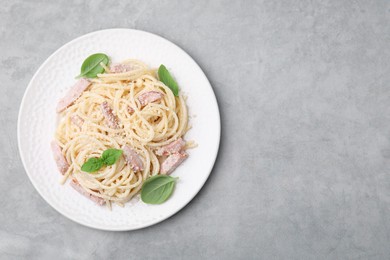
(123, 145), (144, 172)
(109, 63), (136, 73)
(137, 91), (164, 106)
(160, 152), (188, 175)
(127, 106), (135, 114)
(70, 114), (84, 129)
(56, 79), (91, 113)
(156, 138), (186, 156)
(69, 179), (105, 206)
(100, 101), (119, 129)
(51, 141), (69, 175)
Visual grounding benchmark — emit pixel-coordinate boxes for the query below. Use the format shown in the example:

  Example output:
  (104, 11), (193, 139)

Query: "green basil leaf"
(81, 157), (103, 173)
(158, 65), (179, 96)
(101, 148), (123, 166)
(76, 53), (109, 79)
(141, 175), (177, 204)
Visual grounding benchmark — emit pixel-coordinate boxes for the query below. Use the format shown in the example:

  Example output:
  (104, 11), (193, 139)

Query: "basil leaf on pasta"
(77, 53), (109, 79)
(101, 149), (123, 166)
(141, 175), (177, 204)
(81, 157), (103, 173)
(158, 65), (179, 96)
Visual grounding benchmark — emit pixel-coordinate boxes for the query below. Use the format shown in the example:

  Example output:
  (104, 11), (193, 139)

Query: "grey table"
(1, 1), (389, 259)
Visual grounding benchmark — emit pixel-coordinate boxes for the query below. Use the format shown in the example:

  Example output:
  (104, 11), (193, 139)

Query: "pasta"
(53, 59), (190, 208)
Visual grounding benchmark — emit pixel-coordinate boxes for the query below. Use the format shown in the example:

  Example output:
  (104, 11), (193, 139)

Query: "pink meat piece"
(137, 91), (164, 106)
(70, 114), (84, 129)
(123, 145), (144, 172)
(56, 79), (91, 113)
(160, 152), (188, 175)
(51, 141), (69, 175)
(101, 101), (119, 129)
(156, 138), (186, 156)
(110, 63), (136, 73)
(127, 106), (135, 114)
(69, 179), (105, 206)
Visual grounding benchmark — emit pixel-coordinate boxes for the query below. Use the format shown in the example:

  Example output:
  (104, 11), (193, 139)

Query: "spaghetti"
(53, 59), (189, 208)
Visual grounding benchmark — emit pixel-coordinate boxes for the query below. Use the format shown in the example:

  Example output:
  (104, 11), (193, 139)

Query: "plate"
(17, 29), (220, 231)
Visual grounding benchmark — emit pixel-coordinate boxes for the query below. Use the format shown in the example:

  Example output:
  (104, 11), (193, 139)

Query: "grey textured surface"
(1, 0), (390, 259)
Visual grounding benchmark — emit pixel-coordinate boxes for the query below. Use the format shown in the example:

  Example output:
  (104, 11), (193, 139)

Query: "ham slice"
(137, 91), (164, 106)
(156, 138), (186, 156)
(70, 179), (105, 206)
(110, 63), (136, 73)
(101, 101), (119, 129)
(70, 114), (84, 129)
(51, 141), (69, 175)
(160, 152), (188, 175)
(123, 145), (144, 172)
(56, 79), (91, 113)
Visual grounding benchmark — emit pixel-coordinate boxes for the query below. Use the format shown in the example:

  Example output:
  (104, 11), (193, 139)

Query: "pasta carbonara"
(51, 58), (191, 208)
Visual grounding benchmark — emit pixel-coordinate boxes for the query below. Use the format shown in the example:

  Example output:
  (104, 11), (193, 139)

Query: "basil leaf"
(141, 175), (177, 204)
(81, 157), (103, 173)
(101, 148), (123, 166)
(76, 53), (109, 79)
(158, 65), (179, 96)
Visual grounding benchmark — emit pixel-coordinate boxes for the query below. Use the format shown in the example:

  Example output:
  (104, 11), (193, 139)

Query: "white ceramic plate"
(17, 29), (220, 231)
